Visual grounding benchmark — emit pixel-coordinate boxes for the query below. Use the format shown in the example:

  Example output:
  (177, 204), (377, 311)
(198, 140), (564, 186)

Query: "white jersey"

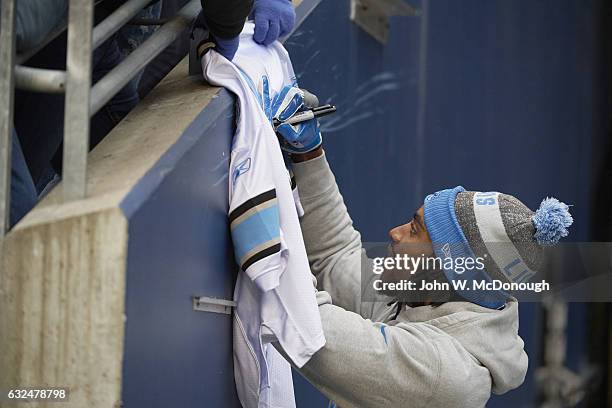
(202, 22), (325, 408)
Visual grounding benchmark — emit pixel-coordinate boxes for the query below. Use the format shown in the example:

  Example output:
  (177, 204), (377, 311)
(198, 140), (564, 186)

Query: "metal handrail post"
(62, 0), (95, 200)
(0, 0), (16, 237)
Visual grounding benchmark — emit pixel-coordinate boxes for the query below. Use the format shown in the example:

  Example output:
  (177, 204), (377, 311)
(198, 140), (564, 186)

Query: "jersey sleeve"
(229, 147), (287, 292)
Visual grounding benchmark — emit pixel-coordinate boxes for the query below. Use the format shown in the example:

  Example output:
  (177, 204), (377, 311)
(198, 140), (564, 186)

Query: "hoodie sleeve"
(292, 153), (366, 315)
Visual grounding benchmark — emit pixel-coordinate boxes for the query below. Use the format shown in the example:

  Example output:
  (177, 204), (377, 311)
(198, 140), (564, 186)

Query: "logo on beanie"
(425, 192), (439, 202)
(442, 243), (452, 258)
(474, 191), (498, 206)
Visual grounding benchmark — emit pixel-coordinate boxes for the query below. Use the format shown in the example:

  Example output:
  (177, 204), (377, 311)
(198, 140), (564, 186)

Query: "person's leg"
(90, 35), (141, 148)
(10, 128), (38, 227)
(137, 0), (190, 97)
(115, 0), (163, 86)
(89, 2), (165, 148)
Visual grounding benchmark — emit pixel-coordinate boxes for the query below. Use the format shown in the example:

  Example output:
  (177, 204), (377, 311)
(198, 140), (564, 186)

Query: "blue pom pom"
(532, 197), (573, 246)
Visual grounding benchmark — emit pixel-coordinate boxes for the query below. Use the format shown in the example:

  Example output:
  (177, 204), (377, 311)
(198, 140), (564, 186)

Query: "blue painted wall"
(121, 93), (241, 407)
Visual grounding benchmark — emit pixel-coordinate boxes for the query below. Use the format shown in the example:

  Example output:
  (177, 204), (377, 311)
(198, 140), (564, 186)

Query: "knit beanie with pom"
(423, 186), (573, 309)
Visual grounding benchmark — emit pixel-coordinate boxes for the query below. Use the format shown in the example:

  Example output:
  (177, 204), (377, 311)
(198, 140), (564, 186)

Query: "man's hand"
(271, 85), (323, 155)
(252, 0), (296, 45)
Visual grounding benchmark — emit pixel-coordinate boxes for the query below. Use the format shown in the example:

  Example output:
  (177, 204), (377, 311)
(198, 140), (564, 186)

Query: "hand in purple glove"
(213, 35), (240, 61)
(252, 0), (295, 46)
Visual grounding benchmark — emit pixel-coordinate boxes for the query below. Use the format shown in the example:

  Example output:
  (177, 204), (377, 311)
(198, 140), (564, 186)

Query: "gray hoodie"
(274, 153), (528, 408)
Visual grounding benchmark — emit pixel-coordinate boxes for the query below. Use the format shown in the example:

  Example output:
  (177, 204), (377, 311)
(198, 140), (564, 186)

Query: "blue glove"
(192, 10), (240, 61)
(252, 0), (296, 46)
(271, 86), (322, 154)
(212, 34), (239, 61)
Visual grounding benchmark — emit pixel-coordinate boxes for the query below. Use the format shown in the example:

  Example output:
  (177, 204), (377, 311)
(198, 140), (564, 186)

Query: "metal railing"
(0, 0), (201, 237)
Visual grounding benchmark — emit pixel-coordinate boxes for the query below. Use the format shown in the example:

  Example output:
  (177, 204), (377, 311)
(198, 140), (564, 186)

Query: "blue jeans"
(93, 35), (142, 131)
(10, 128), (37, 227)
(13, 0), (68, 54)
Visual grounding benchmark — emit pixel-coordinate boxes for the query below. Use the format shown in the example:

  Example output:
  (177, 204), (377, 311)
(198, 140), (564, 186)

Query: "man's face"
(382, 206), (435, 287)
(388, 206), (433, 256)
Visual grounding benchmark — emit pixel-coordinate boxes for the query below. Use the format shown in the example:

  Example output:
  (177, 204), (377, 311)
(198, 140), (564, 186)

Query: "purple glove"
(213, 34), (240, 61)
(252, 0), (295, 46)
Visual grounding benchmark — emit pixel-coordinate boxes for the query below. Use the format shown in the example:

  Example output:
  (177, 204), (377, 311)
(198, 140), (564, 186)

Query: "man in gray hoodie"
(271, 87), (574, 408)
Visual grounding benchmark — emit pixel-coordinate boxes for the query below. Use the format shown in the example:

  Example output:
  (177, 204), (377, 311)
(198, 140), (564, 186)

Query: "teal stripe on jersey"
(232, 204), (281, 266)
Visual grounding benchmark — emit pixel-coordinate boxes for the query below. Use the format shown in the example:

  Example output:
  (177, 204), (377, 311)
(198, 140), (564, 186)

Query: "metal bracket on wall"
(192, 296), (236, 315)
(350, 0), (420, 44)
